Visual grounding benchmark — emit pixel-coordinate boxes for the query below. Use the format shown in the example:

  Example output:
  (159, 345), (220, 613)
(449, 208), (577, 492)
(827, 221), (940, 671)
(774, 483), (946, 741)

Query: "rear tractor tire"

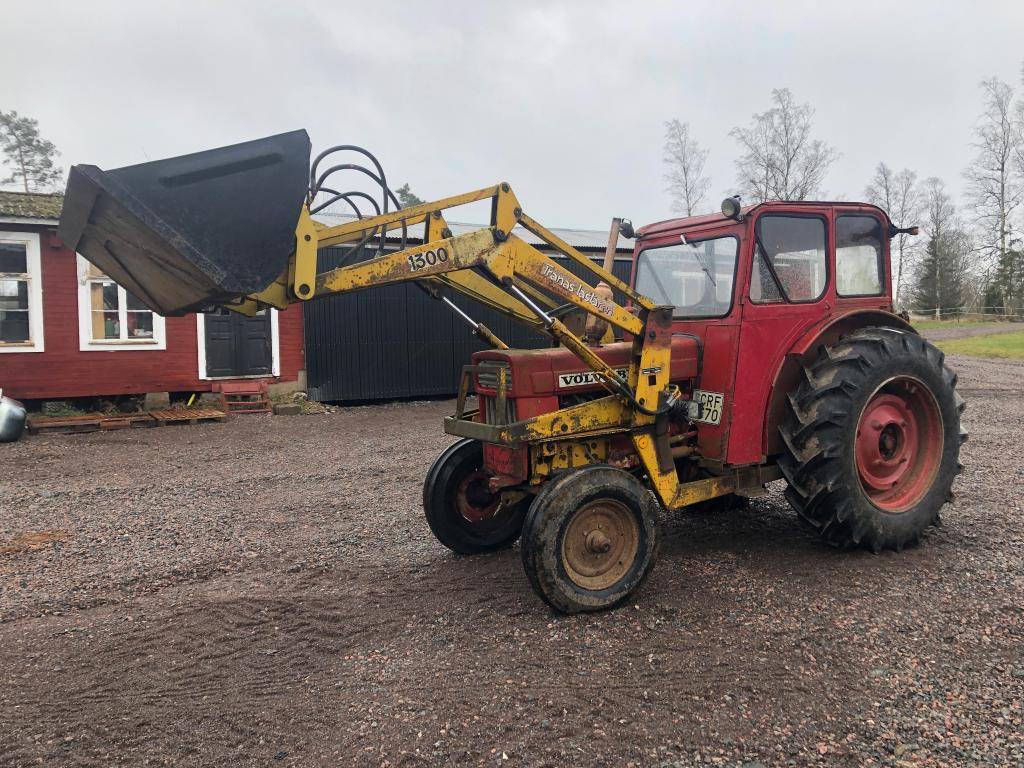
(521, 466), (660, 613)
(779, 327), (967, 552)
(423, 439), (530, 555)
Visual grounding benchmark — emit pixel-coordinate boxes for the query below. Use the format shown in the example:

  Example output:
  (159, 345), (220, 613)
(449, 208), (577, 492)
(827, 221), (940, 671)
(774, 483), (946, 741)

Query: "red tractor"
(60, 132), (967, 613)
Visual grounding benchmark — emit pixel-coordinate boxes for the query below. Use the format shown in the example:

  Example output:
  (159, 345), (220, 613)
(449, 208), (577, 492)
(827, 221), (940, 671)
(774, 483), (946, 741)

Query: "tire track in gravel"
(1, 363), (1021, 765)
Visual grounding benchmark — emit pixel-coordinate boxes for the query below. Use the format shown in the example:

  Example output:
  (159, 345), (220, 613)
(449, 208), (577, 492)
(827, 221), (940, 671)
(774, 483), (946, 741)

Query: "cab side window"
(750, 215), (827, 303)
(836, 215), (883, 296)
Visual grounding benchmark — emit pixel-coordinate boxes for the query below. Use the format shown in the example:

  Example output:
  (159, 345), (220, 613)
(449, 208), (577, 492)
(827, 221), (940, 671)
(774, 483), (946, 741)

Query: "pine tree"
(913, 230), (971, 317)
(0, 111), (63, 193)
(395, 183), (424, 208)
(913, 179), (969, 318)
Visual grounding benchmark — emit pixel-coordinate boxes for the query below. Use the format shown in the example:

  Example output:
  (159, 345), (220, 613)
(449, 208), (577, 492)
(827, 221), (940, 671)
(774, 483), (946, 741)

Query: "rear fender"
(762, 310), (915, 457)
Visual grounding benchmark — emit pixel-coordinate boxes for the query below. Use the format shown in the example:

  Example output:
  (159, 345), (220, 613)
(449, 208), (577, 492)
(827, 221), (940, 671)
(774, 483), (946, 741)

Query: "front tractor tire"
(779, 327), (966, 552)
(423, 439), (529, 555)
(521, 466), (660, 614)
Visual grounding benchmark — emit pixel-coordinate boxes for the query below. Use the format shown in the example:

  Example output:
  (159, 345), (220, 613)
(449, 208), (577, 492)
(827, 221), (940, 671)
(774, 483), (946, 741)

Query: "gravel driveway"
(1, 355), (1021, 767)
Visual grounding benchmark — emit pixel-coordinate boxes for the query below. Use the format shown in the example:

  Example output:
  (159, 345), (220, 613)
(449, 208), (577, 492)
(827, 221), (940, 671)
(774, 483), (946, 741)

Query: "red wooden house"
(0, 191), (305, 403)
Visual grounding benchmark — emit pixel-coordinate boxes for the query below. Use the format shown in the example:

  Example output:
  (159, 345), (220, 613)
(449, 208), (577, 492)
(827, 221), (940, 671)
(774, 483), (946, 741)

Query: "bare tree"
(0, 110), (63, 193)
(730, 88), (838, 203)
(663, 120), (711, 216)
(1017, 61), (1024, 184)
(963, 77), (1024, 314)
(864, 162), (922, 308)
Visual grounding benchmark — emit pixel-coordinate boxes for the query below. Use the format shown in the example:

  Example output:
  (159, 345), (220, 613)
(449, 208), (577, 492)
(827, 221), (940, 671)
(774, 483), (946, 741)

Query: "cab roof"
(637, 200), (893, 240)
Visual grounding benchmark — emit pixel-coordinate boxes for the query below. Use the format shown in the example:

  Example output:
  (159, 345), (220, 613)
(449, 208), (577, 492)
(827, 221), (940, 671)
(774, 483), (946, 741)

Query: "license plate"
(692, 390), (724, 425)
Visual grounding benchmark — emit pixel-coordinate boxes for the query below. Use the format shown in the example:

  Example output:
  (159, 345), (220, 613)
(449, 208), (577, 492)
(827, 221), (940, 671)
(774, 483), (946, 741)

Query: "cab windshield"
(635, 235), (738, 318)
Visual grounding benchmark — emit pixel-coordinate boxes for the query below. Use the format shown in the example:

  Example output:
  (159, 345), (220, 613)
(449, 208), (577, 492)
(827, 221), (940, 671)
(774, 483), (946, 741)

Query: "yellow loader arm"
(58, 132), (703, 508)
(237, 182), (665, 411)
(237, 182), (687, 504)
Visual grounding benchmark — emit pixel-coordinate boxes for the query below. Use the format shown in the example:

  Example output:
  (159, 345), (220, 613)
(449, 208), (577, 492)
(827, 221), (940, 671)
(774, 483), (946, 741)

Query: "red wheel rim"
(455, 470), (501, 523)
(855, 377), (943, 513)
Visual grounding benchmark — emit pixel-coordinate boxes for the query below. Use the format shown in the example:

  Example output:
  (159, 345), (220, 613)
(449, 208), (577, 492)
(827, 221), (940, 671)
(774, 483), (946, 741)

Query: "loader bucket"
(58, 130), (311, 316)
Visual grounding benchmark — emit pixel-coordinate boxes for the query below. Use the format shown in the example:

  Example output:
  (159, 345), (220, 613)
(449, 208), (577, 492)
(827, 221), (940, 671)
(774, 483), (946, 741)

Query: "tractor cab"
(632, 200), (908, 466)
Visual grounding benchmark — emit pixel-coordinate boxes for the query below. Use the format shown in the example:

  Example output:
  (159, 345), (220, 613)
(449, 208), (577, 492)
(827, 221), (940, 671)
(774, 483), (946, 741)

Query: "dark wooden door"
(204, 310), (273, 378)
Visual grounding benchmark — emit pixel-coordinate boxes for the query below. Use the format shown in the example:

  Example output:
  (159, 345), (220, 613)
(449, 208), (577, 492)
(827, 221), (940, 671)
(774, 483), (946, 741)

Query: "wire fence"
(907, 307), (1024, 322)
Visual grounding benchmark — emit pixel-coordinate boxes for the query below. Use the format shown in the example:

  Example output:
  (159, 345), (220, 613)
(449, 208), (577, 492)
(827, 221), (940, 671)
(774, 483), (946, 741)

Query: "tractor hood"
(472, 339), (700, 398)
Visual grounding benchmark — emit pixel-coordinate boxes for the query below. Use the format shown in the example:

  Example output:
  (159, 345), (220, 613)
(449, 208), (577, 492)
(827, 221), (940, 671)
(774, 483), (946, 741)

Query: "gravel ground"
(1, 354), (1022, 767)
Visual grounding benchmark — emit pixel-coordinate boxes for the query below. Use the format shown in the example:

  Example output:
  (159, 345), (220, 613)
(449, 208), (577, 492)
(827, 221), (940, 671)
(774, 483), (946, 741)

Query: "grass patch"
(39, 404), (89, 418)
(936, 331), (1024, 359)
(911, 318), (1003, 331)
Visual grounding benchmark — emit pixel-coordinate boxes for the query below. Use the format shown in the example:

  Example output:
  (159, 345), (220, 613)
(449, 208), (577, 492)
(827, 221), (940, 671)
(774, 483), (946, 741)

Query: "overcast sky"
(3, 1), (1023, 230)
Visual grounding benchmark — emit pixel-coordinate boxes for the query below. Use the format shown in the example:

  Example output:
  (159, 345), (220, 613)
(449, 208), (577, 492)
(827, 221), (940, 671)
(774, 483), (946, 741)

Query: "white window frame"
(196, 310), (280, 380)
(0, 231), (44, 353)
(76, 255), (167, 351)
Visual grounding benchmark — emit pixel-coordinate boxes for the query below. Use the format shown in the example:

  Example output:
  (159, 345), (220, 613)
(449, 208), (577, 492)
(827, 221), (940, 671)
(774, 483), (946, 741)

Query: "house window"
(76, 256), (166, 351)
(0, 232), (44, 353)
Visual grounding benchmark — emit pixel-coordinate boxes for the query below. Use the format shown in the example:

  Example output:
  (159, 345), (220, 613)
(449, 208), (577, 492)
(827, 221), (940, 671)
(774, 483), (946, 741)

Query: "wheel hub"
(855, 378), (943, 513)
(456, 470), (501, 523)
(561, 500), (639, 590)
(585, 530), (612, 553)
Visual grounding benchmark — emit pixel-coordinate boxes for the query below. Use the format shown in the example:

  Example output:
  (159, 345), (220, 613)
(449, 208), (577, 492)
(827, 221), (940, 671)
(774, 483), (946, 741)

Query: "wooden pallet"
(28, 412), (156, 433)
(27, 413), (106, 434)
(99, 413), (157, 430)
(148, 407), (227, 426)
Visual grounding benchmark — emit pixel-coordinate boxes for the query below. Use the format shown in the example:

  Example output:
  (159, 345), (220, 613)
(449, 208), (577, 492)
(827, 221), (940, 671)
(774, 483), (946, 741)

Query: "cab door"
(729, 208), (833, 465)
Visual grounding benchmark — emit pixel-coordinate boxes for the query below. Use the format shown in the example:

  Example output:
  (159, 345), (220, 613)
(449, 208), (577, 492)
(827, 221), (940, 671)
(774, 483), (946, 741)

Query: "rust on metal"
(560, 499), (639, 590)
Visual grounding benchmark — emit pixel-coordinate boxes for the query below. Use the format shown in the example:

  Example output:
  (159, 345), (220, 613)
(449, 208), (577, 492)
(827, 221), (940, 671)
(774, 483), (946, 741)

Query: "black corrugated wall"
(304, 245), (634, 402)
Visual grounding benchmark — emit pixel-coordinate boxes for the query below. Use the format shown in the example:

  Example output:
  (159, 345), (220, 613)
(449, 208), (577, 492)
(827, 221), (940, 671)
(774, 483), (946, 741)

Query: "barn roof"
(314, 211), (636, 254)
(0, 190), (636, 255)
(0, 190), (64, 223)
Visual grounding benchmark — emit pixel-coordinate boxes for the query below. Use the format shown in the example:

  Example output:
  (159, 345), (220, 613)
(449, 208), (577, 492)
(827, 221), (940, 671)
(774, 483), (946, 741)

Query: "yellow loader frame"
(230, 183), (775, 510)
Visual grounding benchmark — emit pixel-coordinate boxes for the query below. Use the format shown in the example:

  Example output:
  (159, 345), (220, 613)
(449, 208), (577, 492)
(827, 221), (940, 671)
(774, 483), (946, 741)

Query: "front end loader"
(59, 130), (966, 613)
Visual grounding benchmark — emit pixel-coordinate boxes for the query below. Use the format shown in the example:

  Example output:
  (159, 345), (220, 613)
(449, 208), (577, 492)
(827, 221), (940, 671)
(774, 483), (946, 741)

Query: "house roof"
(314, 211), (636, 254)
(0, 190), (64, 224)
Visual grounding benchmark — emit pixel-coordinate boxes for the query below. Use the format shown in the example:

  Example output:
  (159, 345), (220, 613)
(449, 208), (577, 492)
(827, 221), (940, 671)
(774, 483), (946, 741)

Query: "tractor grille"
(482, 395), (517, 425)
(476, 362), (515, 424)
(476, 361), (512, 392)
